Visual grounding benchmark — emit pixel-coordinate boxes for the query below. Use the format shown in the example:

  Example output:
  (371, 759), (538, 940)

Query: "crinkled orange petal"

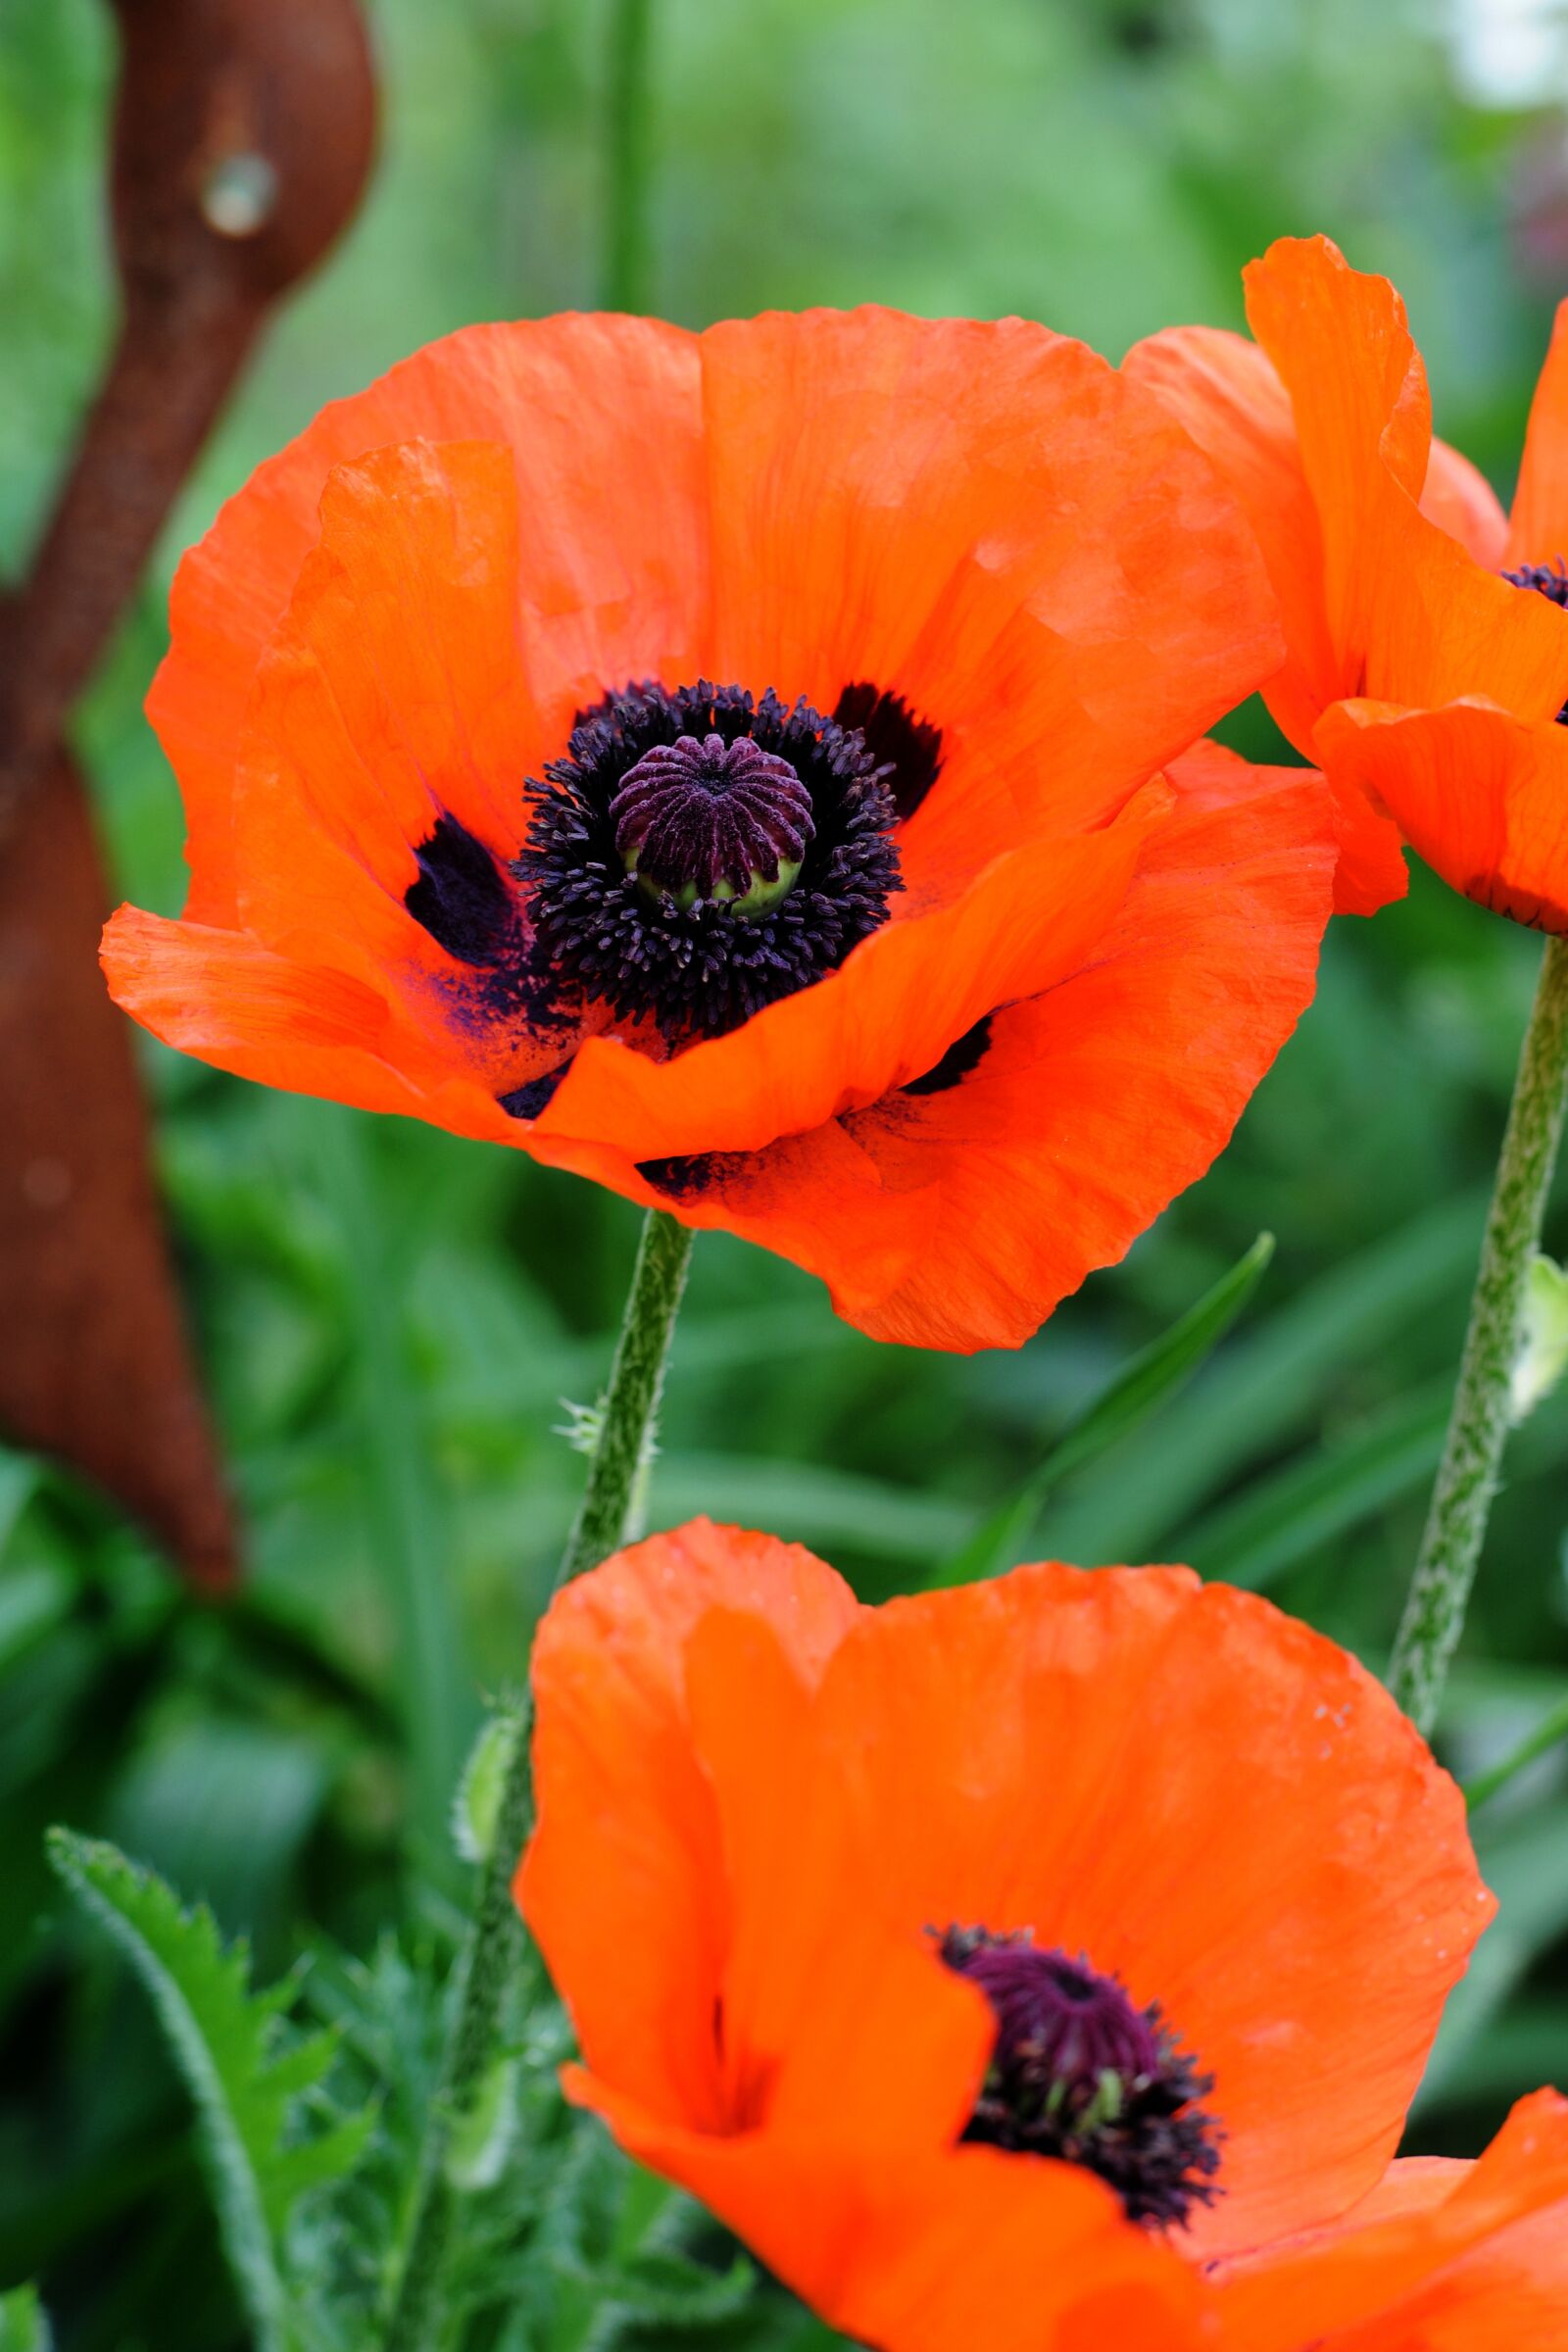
(535, 791), (1158, 1167)
(1212, 2090), (1568, 2351)
(99, 907), (429, 1111)
(517, 1522), (859, 2132)
(1244, 237), (1568, 724)
(697, 308), (1283, 899)
(1508, 300), (1568, 568)
(1121, 323), (1341, 759)
(801, 1562), (1491, 2260)
(1316, 698), (1568, 933)
(562, 744), (1333, 1350)
(98, 906), (549, 1149)
(677, 1607), (988, 2142)
(229, 437), (575, 1095)
(152, 315), (709, 924)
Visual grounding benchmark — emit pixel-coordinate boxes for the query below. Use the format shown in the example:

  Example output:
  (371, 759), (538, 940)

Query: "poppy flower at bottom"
(517, 1521), (1497, 2347)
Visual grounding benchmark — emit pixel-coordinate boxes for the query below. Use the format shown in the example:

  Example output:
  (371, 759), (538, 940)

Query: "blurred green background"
(7, 0), (1568, 2343)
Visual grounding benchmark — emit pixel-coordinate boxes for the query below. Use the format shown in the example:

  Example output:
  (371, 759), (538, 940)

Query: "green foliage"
(6, 0), (1568, 2336)
(45, 1830), (371, 2352)
(933, 1233), (1275, 1586)
(297, 1935), (760, 2351)
(0, 2286), (50, 2352)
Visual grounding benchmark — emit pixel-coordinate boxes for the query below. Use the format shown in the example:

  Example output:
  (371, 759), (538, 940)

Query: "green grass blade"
(1042, 1188), (1487, 1565)
(1466, 1692), (1568, 1813)
(1181, 1384), (1449, 1590)
(931, 1234), (1274, 1589)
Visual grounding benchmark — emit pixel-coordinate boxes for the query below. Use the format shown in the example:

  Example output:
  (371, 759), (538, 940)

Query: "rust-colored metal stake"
(0, 0), (375, 1588)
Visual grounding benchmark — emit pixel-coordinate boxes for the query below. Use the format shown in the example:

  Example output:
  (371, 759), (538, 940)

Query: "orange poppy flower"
(1127, 235), (1568, 930)
(515, 1518), (1494, 2345)
(101, 309), (1335, 1349)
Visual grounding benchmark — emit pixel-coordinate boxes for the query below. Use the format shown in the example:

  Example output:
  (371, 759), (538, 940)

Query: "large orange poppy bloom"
(101, 309), (1334, 1349)
(516, 1518), (1498, 2346)
(1127, 235), (1568, 930)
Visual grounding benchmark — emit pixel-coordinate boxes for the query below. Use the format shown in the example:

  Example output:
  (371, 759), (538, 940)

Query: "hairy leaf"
(46, 1829), (370, 2352)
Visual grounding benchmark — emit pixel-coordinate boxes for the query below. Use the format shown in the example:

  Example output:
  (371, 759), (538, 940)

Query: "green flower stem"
(601, 0), (655, 312)
(384, 1208), (692, 2352)
(1389, 932), (1568, 1735)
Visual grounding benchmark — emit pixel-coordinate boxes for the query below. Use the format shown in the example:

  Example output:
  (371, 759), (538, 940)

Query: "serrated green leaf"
(46, 1828), (370, 2352)
(930, 1234), (1275, 1589)
(0, 2284), (50, 2351)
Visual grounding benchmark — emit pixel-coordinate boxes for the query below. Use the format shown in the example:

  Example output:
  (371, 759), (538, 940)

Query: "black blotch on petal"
(833, 681), (944, 821)
(635, 1150), (754, 1200)
(499, 1065), (570, 1120)
(903, 1015), (993, 1097)
(407, 813), (525, 966)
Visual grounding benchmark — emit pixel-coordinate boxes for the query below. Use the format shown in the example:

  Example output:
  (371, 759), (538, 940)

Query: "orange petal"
(1422, 435), (1509, 569)
(230, 437), (578, 1095)
(150, 315), (708, 923)
(101, 906), (424, 1111)
(1316, 698), (1568, 932)
(535, 793), (1157, 1167)
(800, 1561), (1491, 2259)
(516, 1522), (859, 2133)
(1508, 300), (1568, 567)
(1212, 2090), (1568, 2350)
(1245, 237), (1568, 724)
(587, 744), (1334, 1350)
(99, 906), (545, 1150)
(1122, 322), (1341, 757)
(698, 309), (1283, 896)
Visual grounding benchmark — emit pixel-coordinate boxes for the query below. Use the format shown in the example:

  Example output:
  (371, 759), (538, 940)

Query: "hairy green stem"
(601, 0), (654, 312)
(383, 1208), (692, 2351)
(1389, 933), (1568, 1735)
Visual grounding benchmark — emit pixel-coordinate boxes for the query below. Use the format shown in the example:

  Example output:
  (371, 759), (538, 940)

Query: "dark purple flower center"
(514, 679), (905, 1044)
(939, 1925), (1222, 2230)
(1504, 556), (1568, 610)
(612, 730), (815, 913)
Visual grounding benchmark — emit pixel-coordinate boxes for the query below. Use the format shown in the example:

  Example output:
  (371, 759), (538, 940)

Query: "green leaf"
(0, 2284), (50, 2351)
(930, 1234), (1275, 1589)
(45, 1828), (371, 2352)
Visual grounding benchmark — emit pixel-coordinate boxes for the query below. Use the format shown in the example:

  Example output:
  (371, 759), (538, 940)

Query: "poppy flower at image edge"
(512, 1518), (1568, 2352)
(100, 307), (1338, 1350)
(1126, 233), (1568, 934)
